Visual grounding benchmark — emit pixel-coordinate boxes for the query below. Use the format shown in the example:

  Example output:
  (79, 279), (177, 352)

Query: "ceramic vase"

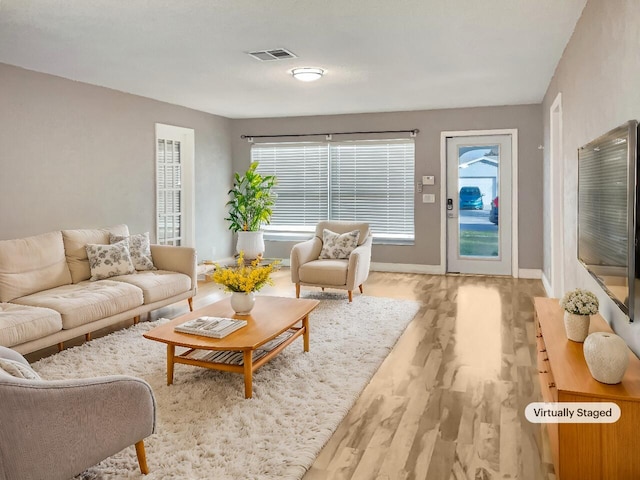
(236, 231), (265, 260)
(563, 312), (590, 342)
(583, 332), (629, 384)
(230, 291), (255, 315)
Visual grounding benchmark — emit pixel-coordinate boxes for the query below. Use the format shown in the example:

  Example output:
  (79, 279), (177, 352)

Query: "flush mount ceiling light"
(291, 67), (325, 82)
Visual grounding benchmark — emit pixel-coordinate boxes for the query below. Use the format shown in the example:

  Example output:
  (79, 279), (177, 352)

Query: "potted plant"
(213, 252), (280, 314)
(225, 161), (277, 259)
(559, 288), (599, 342)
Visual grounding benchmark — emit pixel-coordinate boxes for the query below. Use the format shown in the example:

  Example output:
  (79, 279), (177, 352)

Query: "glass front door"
(446, 135), (512, 275)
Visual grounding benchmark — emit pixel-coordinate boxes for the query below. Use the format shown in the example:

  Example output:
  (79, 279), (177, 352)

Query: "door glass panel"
(457, 145), (499, 258)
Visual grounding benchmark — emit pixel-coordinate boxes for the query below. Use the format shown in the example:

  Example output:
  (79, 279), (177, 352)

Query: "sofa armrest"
(347, 235), (373, 290)
(0, 375), (156, 480)
(290, 238), (322, 283)
(150, 244), (197, 289)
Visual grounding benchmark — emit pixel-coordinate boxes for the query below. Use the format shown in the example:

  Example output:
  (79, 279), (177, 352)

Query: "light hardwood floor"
(26, 270), (553, 479)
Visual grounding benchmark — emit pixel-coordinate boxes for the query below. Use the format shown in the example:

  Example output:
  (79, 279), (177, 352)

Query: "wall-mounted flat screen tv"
(578, 120), (638, 321)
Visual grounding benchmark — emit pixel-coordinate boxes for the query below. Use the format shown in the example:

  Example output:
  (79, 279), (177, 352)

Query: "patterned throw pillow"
(85, 240), (136, 281)
(0, 358), (41, 380)
(319, 229), (361, 259)
(110, 232), (156, 271)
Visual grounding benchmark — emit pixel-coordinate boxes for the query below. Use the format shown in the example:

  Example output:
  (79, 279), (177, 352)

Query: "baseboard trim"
(519, 268), (542, 279)
(370, 262), (445, 274)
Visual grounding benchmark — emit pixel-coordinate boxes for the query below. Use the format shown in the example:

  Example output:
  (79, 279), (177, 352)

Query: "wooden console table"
(534, 297), (640, 480)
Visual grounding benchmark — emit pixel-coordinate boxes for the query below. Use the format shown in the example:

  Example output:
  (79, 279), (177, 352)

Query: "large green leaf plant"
(225, 162), (277, 232)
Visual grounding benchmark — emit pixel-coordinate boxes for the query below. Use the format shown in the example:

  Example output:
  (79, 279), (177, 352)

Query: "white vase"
(583, 332), (629, 384)
(230, 291), (255, 315)
(563, 312), (590, 342)
(236, 231), (265, 260)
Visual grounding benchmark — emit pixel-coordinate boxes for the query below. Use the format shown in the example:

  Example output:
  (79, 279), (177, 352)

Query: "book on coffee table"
(174, 316), (247, 339)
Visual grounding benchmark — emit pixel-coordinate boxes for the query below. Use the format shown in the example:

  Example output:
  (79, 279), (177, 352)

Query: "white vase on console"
(583, 332), (629, 384)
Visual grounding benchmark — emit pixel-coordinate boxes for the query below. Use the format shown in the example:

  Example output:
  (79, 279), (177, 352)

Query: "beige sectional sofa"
(0, 225), (197, 354)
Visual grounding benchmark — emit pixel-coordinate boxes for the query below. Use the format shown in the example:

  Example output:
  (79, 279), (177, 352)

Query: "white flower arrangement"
(560, 288), (599, 315)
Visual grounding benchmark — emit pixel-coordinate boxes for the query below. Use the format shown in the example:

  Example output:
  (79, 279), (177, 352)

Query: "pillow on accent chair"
(85, 240), (136, 280)
(319, 229), (361, 259)
(110, 232), (156, 271)
(0, 358), (41, 380)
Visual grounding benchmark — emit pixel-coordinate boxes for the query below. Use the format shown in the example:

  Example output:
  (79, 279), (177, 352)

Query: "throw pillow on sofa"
(319, 229), (360, 259)
(85, 240), (136, 281)
(110, 232), (156, 271)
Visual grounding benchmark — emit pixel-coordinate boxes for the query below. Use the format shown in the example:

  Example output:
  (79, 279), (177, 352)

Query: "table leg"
(167, 344), (175, 385)
(243, 350), (253, 399)
(303, 314), (310, 352)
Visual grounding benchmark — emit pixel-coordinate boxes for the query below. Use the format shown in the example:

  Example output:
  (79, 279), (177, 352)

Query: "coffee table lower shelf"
(167, 325), (306, 398)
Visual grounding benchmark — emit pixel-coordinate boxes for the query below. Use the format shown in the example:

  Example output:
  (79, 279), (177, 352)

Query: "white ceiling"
(0, 0), (586, 119)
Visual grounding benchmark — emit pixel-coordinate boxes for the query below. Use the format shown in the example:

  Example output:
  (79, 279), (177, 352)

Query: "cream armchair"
(291, 221), (372, 302)
(0, 346), (156, 479)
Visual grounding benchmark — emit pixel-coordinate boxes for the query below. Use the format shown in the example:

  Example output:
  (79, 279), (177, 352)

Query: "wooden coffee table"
(143, 295), (319, 398)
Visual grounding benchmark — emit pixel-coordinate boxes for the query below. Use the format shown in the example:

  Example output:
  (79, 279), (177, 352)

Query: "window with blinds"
(253, 139), (415, 243)
(252, 143), (329, 233)
(156, 139), (183, 246)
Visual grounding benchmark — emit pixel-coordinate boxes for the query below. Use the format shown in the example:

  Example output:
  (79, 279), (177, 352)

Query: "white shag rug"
(32, 294), (421, 480)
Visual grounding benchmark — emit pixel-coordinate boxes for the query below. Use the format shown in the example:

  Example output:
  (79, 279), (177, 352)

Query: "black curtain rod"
(240, 129), (419, 139)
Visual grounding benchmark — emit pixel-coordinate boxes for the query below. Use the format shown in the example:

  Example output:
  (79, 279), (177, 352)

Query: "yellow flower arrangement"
(212, 252), (280, 293)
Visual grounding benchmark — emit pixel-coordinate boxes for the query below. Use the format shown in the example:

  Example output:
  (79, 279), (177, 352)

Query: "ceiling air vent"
(248, 48), (297, 61)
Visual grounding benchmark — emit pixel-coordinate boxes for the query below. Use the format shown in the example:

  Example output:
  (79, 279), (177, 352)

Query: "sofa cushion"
(110, 232), (156, 271)
(12, 280), (143, 330)
(0, 231), (72, 302)
(62, 225), (129, 284)
(299, 259), (348, 286)
(111, 271), (191, 304)
(0, 303), (62, 348)
(86, 241), (135, 281)
(319, 229), (360, 260)
(0, 358), (41, 380)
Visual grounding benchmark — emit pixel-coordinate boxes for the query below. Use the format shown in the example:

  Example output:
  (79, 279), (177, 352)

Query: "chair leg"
(348, 290), (353, 302)
(133, 315), (140, 325)
(57, 342), (64, 352)
(85, 333), (91, 341)
(135, 440), (149, 474)
(359, 284), (363, 294)
(187, 297), (194, 312)
(295, 283), (300, 298)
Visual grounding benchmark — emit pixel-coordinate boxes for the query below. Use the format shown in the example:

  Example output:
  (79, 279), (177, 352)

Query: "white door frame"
(440, 129), (519, 277)
(549, 93), (564, 296)
(155, 123), (195, 247)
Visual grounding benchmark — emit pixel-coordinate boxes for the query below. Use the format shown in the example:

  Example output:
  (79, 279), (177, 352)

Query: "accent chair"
(0, 346), (156, 479)
(290, 220), (372, 302)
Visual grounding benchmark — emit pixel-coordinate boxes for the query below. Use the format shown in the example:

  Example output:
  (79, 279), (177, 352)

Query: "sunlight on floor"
(454, 284), (502, 380)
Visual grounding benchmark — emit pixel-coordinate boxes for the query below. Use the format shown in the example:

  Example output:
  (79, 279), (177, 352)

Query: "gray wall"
(231, 105), (543, 269)
(542, 0), (640, 353)
(0, 63), (233, 260)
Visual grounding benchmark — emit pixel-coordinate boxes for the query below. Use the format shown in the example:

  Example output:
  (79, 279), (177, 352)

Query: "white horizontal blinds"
(578, 130), (629, 267)
(156, 139), (183, 246)
(330, 140), (415, 239)
(253, 143), (329, 231)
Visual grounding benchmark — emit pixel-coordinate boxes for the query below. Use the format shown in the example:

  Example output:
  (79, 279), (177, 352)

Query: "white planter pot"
(230, 291), (255, 315)
(584, 332), (629, 384)
(563, 312), (590, 342)
(236, 231), (265, 260)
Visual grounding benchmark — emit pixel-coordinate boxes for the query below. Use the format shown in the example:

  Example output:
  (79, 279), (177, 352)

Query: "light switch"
(422, 175), (435, 185)
(422, 193), (435, 203)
